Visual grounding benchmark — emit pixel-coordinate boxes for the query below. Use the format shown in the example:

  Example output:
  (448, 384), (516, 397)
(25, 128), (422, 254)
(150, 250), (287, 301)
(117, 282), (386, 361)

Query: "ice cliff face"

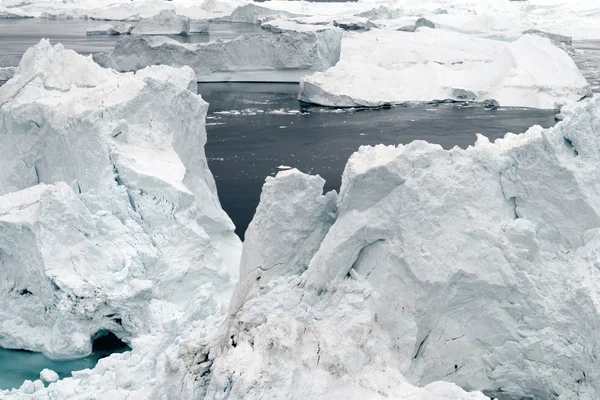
(93, 28), (342, 83)
(0, 40), (240, 360)
(299, 31), (589, 109)
(210, 96), (600, 399)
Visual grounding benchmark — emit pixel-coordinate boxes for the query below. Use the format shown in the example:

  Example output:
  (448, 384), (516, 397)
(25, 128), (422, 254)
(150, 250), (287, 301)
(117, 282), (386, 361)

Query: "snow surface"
(94, 28), (342, 83)
(299, 30), (590, 109)
(0, 39), (240, 360)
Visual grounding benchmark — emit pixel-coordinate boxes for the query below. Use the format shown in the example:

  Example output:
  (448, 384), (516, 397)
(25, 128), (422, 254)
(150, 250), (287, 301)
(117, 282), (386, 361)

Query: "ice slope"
(299, 30), (590, 109)
(0, 40), (241, 360)
(94, 28), (342, 83)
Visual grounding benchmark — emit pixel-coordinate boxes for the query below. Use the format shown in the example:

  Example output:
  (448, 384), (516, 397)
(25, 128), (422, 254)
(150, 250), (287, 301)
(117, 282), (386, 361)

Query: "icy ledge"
(0, 39), (240, 360)
(93, 28), (342, 83)
(299, 30), (590, 109)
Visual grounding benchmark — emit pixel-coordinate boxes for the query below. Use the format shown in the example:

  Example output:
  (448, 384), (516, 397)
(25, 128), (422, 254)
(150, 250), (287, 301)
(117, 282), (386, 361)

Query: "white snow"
(94, 28), (342, 83)
(0, 39), (240, 360)
(39, 370), (58, 384)
(300, 30), (590, 109)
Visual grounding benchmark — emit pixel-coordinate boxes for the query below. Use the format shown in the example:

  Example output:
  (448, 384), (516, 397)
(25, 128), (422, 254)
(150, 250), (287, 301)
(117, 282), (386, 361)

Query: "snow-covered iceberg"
(94, 28), (342, 83)
(0, 39), (240, 360)
(299, 30), (589, 109)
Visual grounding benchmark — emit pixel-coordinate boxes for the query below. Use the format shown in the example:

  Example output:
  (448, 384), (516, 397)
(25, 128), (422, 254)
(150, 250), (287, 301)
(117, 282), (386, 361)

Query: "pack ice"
(0, 39), (241, 360)
(299, 29), (590, 109)
(94, 27), (342, 83)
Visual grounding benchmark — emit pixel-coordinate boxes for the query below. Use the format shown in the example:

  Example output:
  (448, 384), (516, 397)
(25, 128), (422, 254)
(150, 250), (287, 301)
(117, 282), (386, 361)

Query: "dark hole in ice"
(91, 330), (130, 358)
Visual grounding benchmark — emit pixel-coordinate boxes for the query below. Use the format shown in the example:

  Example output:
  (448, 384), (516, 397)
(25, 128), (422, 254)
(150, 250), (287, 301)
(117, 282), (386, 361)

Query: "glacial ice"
(94, 28), (342, 83)
(299, 30), (590, 109)
(0, 39), (240, 360)
(131, 10), (189, 36)
(210, 94), (600, 400)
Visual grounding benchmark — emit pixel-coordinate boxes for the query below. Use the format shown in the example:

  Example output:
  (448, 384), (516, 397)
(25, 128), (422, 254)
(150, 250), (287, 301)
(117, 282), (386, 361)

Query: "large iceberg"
(209, 94), (600, 399)
(0, 39), (240, 360)
(299, 30), (590, 109)
(94, 28), (342, 83)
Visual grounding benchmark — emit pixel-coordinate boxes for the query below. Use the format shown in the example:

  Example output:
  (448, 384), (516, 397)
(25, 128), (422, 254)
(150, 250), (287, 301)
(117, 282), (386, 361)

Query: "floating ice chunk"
(299, 31), (589, 109)
(217, 4), (301, 24)
(94, 28), (342, 83)
(131, 10), (189, 36)
(189, 19), (209, 33)
(0, 5), (31, 18)
(261, 18), (336, 33)
(86, 23), (133, 36)
(39, 369), (59, 384)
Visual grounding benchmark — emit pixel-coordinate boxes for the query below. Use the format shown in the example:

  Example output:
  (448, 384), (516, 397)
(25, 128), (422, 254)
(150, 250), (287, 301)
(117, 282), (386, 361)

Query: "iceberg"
(216, 4), (302, 24)
(86, 23), (133, 36)
(131, 10), (189, 36)
(189, 19), (209, 34)
(94, 28), (342, 83)
(0, 5), (31, 19)
(299, 30), (590, 109)
(0, 39), (240, 360)
(209, 94), (600, 399)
